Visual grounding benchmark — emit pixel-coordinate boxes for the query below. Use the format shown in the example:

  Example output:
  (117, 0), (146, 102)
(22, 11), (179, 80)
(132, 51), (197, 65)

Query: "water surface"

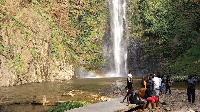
(0, 77), (199, 112)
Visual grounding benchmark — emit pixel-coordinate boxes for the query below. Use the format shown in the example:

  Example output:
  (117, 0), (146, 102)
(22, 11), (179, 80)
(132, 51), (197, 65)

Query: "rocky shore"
(104, 82), (200, 112)
(157, 89), (200, 112)
(116, 89), (200, 112)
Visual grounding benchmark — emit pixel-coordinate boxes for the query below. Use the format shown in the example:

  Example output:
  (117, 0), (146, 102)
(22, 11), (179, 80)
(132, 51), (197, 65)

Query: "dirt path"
(66, 97), (138, 112)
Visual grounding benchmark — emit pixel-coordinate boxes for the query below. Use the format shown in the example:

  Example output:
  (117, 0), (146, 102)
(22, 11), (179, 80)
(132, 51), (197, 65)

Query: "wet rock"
(164, 107), (171, 111)
(100, 96), (111, 101)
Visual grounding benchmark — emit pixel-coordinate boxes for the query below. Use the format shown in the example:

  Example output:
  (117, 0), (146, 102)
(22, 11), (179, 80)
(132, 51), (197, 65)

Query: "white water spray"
(108, 0), (128, 77)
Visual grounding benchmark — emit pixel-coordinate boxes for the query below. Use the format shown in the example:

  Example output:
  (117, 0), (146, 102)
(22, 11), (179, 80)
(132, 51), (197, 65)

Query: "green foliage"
(57, 0), (108, 70)
(165, 43), (200, 80)
(0, 0), (109, 82)
(128, 0), (200, 80)
(0, 43), (8, 56)
(31, 0), (109, 70)
(29, 48), (37, 57)
(48, 101), (90, 112)
(13, 54), (24, 75)
(0, 0), (5, 5)
(12, 17), (25, 27)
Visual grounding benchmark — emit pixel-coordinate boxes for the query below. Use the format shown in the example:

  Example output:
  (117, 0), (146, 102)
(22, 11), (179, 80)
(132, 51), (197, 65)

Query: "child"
(160, 80), (165, 94)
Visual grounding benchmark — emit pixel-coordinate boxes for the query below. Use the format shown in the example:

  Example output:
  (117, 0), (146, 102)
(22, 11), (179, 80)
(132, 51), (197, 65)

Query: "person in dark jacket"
(165, 75), (172, 94)
(186, 74), (197, 105)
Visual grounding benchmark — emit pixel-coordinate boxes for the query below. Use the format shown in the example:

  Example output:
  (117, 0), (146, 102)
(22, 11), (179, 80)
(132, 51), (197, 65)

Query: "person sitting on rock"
(139, 85), (146, 99)
(121, 88), (146, 110)
(144, 85), (160, 109)
(121, 88), (134, 106)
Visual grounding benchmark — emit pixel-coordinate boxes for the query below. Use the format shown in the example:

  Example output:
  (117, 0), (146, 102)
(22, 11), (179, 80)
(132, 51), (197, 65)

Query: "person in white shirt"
(158, 75), (162, 95)
(127, 70), (133, 91)
(152, 74), (160, 97)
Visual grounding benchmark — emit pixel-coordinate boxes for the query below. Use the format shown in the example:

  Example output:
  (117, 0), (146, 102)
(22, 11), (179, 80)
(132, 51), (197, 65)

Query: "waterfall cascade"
(108, 0), (128, 77)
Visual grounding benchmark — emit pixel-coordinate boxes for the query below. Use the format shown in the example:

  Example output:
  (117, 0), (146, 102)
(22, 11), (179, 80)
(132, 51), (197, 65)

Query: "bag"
(168, 80), (172, 86)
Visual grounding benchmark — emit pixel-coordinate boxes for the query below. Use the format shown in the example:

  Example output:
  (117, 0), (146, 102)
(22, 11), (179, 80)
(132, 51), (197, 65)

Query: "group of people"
(121, 70), (197, 110)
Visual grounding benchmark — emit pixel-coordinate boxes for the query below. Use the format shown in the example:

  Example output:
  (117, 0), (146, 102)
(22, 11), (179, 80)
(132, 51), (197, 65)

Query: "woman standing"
(141, 77), (146, 88)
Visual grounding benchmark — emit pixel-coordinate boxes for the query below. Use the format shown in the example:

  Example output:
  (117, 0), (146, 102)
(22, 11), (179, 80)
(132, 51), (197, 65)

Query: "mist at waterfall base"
(75, 0), (128, 78)
(75, 68), (103, 78)
(75, 0), (152, 78)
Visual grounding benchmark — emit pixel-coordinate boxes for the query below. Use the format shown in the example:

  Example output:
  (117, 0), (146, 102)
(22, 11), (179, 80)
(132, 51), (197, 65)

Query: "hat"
(188, 74), (192, 77)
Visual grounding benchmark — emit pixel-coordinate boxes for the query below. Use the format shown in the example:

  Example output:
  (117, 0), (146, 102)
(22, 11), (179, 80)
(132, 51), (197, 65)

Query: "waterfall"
(108, 0), (128, 77)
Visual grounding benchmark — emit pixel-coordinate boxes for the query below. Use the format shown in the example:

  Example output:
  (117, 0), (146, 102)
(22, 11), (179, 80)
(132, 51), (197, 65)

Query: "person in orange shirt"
(139, 85), (146, 98)
(141, 77), (146, 88)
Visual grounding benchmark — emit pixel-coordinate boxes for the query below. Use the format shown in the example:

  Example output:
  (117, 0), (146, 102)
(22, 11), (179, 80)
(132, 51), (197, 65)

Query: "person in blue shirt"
(160, 80), (165, 94)
(186, 74), (197, 104)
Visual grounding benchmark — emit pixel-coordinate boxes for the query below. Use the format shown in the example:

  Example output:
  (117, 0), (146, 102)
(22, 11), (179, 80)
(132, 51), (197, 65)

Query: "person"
(158, 75), (162, 95)
(146, 76), (153, 95)
(127, 70), (133, 91)
(139, 85), (146, 98)
(160, 80), (165, 94)
(141, 77), (146, 88)
(121, 89), (145, 105)
(152, 74), (160, 97)
(121, 88), (134, 106)
(121, 89), (146, 110)
(165, 75), (172, 94)
(144, 86), (159, 109)
(186, 74), (197, 104)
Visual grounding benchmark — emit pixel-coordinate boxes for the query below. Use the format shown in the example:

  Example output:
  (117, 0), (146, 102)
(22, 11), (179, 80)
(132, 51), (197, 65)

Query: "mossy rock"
(48, 101), (90, 112)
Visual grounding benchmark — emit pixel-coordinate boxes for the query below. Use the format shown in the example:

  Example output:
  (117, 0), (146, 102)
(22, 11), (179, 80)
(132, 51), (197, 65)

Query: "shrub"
(48, 101), (90, 112)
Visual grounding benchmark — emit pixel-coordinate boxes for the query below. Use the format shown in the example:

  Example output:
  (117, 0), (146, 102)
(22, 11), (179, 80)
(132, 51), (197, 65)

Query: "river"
(0, 77), (199, 112)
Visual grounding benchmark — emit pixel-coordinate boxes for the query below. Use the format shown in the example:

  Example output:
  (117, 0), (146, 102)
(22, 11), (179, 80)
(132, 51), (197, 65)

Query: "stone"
(164, 107), (171, 111)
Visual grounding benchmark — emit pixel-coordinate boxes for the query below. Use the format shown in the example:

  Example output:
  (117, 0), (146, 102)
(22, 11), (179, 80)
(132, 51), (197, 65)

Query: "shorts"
(131, 100), (145, 105)
(154, 89), (159, 96)
(146, 96), (158, 104)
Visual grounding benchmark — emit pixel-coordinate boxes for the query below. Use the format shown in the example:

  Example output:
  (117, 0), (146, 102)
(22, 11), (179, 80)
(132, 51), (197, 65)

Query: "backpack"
(168, 80), (172, 86)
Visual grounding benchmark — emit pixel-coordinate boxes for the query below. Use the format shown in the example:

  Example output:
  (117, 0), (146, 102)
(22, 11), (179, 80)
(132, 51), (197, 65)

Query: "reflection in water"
(0, 78), (199, 112)
(0, 78), (127, 112)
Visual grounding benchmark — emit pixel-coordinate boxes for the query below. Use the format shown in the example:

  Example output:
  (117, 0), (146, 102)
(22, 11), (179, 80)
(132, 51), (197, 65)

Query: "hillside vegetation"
(0, 0), (108, 86)
(128, 0), (200, 80)
(1, 0), (199, 86)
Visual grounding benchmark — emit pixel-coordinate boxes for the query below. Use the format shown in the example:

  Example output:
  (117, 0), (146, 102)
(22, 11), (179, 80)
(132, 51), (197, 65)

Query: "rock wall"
(0, 0), (74, 86)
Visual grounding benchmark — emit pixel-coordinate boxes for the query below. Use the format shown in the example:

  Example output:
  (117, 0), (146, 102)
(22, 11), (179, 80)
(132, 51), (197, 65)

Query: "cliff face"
(127, 0), (200, 79)
(0, 0), (108, 86)
(0, 0), (73, 86)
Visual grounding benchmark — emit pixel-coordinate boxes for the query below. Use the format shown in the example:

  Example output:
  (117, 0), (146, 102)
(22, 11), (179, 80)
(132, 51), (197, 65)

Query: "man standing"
(165, 75), (172, 94)
(127, 70), (133, 91)
(186, 74), (197, 105)
(146, 75), (153, 95)
(152, 74), (160, 97)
